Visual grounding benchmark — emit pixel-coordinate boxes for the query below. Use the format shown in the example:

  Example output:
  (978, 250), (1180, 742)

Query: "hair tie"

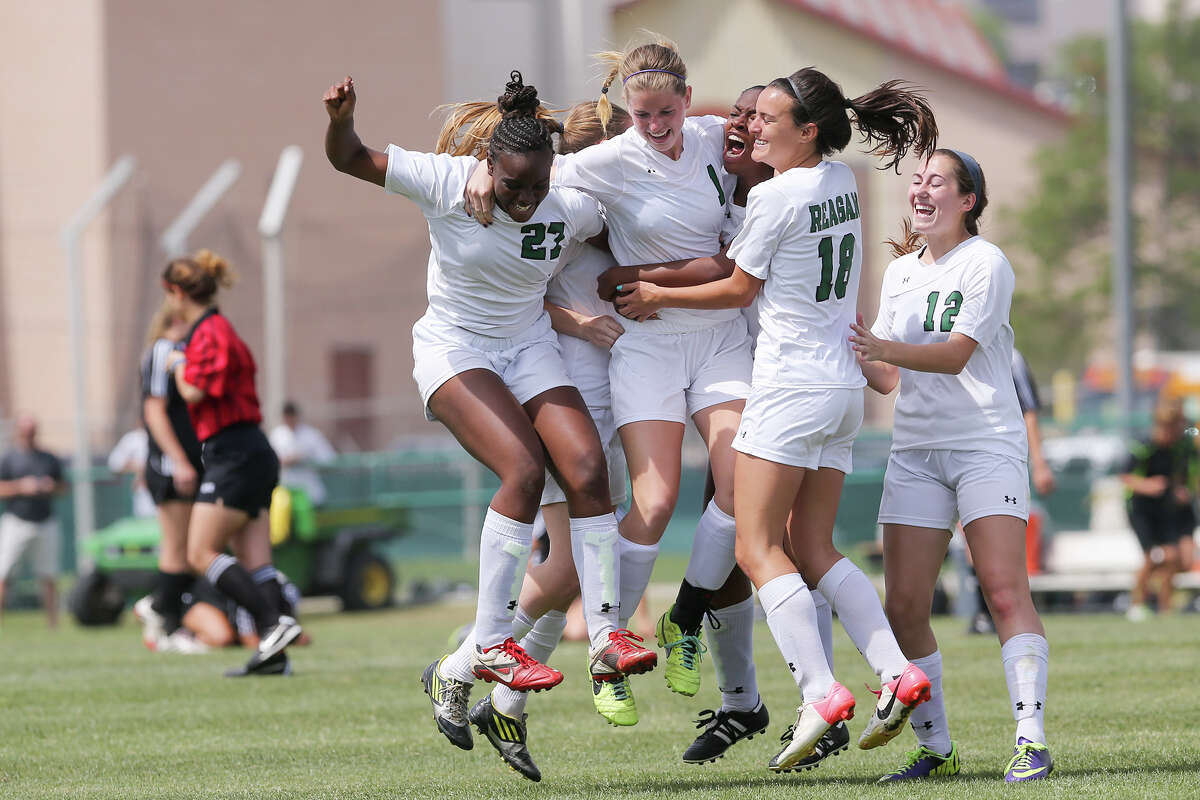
(843, 97), (853, 109)
(947, 149), (983, 196)
(623, 68), (685, 84)
(601, 86), (608, 94)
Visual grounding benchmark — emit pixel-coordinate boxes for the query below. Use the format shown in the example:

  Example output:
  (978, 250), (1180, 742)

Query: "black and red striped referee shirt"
(181, 308), (262, 441)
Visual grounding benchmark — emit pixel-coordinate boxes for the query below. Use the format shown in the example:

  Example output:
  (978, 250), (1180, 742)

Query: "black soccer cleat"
(224, 651), (292, 677)
(774, 720), (849, 773)
(421, 657), (473, 750)
(682, 702), (770, 764)
(469, 695), (541, 782)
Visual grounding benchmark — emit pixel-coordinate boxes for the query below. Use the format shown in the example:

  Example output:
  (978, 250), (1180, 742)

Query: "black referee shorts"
(1128, 501), (1184, 552)
(146, 458), (203, 506)
(197, 424), (279, 517)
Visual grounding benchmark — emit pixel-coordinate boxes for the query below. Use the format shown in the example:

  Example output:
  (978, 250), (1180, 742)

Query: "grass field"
(2, 597), (1198, 800)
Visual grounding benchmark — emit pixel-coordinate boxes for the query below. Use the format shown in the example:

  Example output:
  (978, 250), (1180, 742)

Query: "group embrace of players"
(323, 33), (1053, 785)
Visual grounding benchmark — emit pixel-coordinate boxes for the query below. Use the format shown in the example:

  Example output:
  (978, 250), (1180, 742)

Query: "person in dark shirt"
(0, 415), (65, 627)
(161, 249), (297, 676)
(132, 303), (207, 653)
(1121, 396), (1192, 620)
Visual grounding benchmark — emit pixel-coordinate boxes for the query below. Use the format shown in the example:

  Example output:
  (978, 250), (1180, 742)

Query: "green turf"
(1, 602), (1197, 799)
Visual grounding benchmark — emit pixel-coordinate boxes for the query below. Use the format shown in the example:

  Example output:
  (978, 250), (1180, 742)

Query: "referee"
(162, 249), (300, 676)
(134, 305), (207, 652)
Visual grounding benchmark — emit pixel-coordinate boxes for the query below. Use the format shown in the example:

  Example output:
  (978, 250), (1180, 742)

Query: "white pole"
(258, 146), (304, 430)
(160, 159), (242, 257)
(60, 155), (136, 569)
(1108, 0), (1134, 438)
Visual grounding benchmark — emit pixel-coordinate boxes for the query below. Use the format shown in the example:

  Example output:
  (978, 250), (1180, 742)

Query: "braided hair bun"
(498, 71), (540, 119)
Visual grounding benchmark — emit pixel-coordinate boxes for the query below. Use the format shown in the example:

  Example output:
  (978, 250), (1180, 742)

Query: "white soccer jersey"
(721, 202), (760, 343)
(871, 236), (1028, 459)
(727, 161), (866, 390)
(554, 115), (737, 333)
(385, 144), (604, 338)
(545, 240), (620, 409)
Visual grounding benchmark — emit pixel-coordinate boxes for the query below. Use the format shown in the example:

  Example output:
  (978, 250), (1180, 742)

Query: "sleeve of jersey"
(950, 253), (1014, 345)
(383, 144), (468, 215)
(183, 322), (230, 398)
(553, 142), (624, 203)
(870, 270), (897, 340)
(726, 187), (789, 280)
(565, 191), (606, 242)
(144, 339), (174, 399)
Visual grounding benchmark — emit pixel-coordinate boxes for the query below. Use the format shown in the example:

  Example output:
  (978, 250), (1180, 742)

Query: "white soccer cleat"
(768, 682), (856, 772)
(858, 662), (932, 750)
(133, 595), (166, 651)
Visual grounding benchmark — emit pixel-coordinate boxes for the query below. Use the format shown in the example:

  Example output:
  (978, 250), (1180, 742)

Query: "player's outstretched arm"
(324, 76), (388, 187)
(597, 251), (734, 301)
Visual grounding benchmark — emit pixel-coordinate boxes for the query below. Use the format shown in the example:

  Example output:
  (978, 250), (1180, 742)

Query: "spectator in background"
(269, 401), (336, 507)
(107, 428), (156, 518)
(0, 415), (65, 627)
(1121, 396), (1192, 621)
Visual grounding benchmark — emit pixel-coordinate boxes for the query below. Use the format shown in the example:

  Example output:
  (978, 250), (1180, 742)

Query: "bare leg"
(963, 514), (1044, 643)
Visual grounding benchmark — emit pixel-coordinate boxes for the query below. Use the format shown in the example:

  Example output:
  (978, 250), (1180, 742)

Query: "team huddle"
(323, 33), (1053, 785)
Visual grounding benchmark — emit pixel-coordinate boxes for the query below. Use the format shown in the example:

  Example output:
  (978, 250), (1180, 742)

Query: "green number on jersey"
(815, 233), (856, 302)
(520, 222), (566, 260)
(924, 290), (964, 332)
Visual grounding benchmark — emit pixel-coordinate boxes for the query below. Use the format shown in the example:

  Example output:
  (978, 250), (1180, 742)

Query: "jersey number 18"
(815, 233), (856, 302)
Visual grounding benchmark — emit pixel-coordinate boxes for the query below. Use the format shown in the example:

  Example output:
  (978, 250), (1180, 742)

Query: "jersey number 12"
(815, 233), (856, 302)
(923, 290), (964, 332)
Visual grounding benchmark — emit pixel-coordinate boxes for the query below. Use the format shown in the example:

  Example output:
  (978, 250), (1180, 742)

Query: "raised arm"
(324, 76), (389, 187)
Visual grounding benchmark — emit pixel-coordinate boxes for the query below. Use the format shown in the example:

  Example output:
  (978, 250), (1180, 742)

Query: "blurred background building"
(0, 0), (1190, 456)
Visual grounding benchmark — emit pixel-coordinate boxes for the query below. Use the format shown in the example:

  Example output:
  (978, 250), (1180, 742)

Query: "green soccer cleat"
(877, 742), (961, 782)
(592, 674), (638, 726)
(656, 606), (705, 697)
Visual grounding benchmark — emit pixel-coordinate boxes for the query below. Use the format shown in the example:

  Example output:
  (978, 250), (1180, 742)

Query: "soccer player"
(613, 67), (938, 772)
(850, 149), (1054, 782)
(162, 250), (299, 677)
(324, 71), (653, 750)
(132, 303), (207, 653)
(465, 35), (751, 722)
(464, 99), (635, 781)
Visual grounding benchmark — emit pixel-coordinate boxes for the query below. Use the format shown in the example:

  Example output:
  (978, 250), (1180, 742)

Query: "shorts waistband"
(417, 311), (553, 352)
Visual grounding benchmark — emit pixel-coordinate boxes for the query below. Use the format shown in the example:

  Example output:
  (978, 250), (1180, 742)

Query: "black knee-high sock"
(152, 570), (194, 634)
(252, 565), (289, 620)
(207, 554), (278, 634)
(670, 579), (714, 635)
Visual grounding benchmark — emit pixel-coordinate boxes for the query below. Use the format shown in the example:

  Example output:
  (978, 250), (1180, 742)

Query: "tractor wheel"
(341, 551), (395, 611)
(68, 571), (126, 626)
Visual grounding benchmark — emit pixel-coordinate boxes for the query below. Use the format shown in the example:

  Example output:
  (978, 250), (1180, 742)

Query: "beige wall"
(615, 0), (1069, 422)
(0, 0), (114, 450)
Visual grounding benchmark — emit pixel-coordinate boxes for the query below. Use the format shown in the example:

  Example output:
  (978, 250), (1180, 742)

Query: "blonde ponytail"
(596, 64), (620, 133)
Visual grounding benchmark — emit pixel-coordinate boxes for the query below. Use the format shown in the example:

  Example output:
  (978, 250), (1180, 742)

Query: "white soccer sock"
(817, 557), (908, 681)
(811, 588), (835, 671)
(1001, 632), (1049, 745)
(757, 572), (834, 703)
(473, 508), (533, 650)
(707, 596), (759, 713)
(683, 499), (738, 591)
(570, 513), (621, 650)
(441, 628), (477, 683)
(907, 650), (951, 754)
(511, 606), (536, 642)
(617, 536), (658, 629)
(492, 610), (568, 717)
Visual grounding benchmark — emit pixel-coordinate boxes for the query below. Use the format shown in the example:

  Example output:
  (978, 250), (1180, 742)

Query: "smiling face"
(625, 86), (691, 159)
(908, 153), (976, 238)
(724, 87), (762, 176)
(489, 148), (554, 223)
(750, 86), (817, 172)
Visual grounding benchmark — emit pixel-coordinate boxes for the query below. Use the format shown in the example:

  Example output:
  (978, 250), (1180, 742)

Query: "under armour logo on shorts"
(1004, 495), (1018, 504)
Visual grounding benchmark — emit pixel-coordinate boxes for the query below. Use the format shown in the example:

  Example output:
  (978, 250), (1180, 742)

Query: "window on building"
(329, 345), (374, 451)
